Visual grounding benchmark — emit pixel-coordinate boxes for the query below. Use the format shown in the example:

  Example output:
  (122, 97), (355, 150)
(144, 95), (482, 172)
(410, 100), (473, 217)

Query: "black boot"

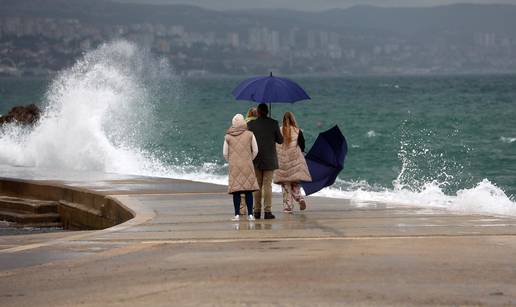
(264, 212), (275, 219)
(253, 211), (261, 219)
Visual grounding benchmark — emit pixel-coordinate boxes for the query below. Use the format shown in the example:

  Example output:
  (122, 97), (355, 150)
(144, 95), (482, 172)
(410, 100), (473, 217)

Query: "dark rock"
(0, 104), (41, 126)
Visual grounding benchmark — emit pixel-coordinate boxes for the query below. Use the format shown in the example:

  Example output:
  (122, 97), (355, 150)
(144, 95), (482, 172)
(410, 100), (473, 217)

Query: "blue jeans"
(233, 191), (253, 216)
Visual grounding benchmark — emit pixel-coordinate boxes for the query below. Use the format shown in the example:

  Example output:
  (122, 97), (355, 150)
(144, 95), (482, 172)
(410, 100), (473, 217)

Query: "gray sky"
(117, 0), (516, 11)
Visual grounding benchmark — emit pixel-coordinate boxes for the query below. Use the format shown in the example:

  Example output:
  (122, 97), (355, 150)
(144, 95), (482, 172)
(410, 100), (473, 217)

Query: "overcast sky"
(117, 0), (516, 11)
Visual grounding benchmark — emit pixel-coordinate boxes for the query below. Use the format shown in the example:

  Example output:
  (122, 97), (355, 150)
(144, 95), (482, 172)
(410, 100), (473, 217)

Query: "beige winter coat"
(224, 127), (259, 194)
(274, 127), (312, 184)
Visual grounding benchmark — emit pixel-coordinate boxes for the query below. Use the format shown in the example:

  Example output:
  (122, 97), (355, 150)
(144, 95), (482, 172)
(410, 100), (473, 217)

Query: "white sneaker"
(231, 215), (240, 221)
(247, 214), (255, 221)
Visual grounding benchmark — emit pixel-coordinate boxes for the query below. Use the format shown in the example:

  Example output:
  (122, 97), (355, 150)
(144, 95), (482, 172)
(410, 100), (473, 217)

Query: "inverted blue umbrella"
(232, 73), (310, 108)
(301, 125), (348, 195)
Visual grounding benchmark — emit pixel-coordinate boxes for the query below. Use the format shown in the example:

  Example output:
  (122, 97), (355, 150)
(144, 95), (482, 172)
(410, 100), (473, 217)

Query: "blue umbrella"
(232, 72), (310, 104)
(301, 125), (348, 195)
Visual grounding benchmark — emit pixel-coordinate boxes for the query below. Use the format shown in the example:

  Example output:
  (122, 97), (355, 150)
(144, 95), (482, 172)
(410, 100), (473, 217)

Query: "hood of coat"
(227, 113), (248, 136)
(226, 126), (248, 136)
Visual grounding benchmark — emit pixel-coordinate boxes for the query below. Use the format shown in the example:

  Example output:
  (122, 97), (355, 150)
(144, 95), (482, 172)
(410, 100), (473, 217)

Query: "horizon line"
(112, 0), (516, 12)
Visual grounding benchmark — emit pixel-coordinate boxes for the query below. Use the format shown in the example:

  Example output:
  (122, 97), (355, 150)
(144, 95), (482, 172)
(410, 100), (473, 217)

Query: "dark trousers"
(233, 191), (253, 216)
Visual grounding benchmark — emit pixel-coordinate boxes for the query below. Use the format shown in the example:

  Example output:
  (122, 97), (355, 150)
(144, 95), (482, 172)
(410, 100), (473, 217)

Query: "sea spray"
(0, 40), (178, 174)
(313, 121), (516, 216)
(392, 118), (468, 194)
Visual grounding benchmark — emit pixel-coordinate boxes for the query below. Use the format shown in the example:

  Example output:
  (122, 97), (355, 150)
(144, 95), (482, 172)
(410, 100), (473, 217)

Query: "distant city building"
(227, 32), (239, 48)
(0, 5), (515, 77)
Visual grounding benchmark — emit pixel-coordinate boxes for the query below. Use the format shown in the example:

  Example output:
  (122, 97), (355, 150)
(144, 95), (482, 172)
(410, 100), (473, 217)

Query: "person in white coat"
(223, 114), (259, 221)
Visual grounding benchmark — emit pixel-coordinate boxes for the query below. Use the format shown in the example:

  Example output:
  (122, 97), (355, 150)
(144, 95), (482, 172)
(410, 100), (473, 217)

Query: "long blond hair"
(282, 112), (299, 145)
(246, 107), (257, 118)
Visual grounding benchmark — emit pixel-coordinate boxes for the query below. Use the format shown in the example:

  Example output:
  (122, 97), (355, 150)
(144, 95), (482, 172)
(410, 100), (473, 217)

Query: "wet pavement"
(1, 168), (516, 306)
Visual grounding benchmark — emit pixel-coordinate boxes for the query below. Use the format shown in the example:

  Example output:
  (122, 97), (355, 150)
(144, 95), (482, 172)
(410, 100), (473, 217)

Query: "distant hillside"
(321, 4), (516, 35)
(1, 0), (516, 76)
(1, 0), (516, 36)
(235, 4), (516, 36)
(0, 0), (232, 30)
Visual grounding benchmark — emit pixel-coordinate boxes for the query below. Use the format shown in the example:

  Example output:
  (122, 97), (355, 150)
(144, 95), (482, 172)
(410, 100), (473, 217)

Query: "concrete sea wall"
(0, 178), (134, 230)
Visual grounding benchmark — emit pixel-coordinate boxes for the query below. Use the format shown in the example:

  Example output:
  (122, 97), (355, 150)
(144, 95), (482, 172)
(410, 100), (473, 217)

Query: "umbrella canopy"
(301, 125), (348, 195)
(232, 73), (310, 104)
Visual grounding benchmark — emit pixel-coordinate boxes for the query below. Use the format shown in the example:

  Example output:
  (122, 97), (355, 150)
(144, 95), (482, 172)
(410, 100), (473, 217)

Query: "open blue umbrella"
(301, 125), (348, 195)
(232, 72), (310, 105)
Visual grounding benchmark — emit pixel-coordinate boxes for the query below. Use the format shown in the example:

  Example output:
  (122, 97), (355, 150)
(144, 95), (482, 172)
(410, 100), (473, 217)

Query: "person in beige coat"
(223, 114), (259, 221)
(274, 112), (312, 213)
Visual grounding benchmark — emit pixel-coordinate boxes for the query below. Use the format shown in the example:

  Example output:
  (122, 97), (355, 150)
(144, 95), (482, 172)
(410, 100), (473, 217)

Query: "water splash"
(315, 178), (515, 216)
(392, 119), (467, 194)
(313, 121), (516, 216)
(0, 40), (178, 174)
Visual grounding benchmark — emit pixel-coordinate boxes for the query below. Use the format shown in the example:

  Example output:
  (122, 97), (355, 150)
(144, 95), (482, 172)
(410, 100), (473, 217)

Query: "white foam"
(313, 178), (516, 217)
(450, 179), (516, 216)
(500, 136), (516, 144)
(366, 130), (377, 138)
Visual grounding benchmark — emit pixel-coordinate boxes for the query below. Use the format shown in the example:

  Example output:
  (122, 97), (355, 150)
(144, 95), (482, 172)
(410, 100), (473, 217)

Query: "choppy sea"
(1, 40), (515, 217)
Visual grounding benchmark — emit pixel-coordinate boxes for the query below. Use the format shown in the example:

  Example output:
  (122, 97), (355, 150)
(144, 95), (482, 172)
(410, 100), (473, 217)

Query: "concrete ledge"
(0, 178), (134, 230)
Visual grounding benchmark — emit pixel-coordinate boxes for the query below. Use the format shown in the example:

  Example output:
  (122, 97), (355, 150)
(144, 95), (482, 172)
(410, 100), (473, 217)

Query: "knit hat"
(232, 114), (246, 127)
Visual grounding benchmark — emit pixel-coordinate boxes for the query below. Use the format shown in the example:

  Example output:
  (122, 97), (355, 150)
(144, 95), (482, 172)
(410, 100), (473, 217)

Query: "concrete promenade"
(1, 172), (516, 306)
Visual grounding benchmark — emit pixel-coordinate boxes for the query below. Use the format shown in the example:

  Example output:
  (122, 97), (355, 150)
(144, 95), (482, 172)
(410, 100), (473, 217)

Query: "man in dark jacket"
(247, 103), (283, 219)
